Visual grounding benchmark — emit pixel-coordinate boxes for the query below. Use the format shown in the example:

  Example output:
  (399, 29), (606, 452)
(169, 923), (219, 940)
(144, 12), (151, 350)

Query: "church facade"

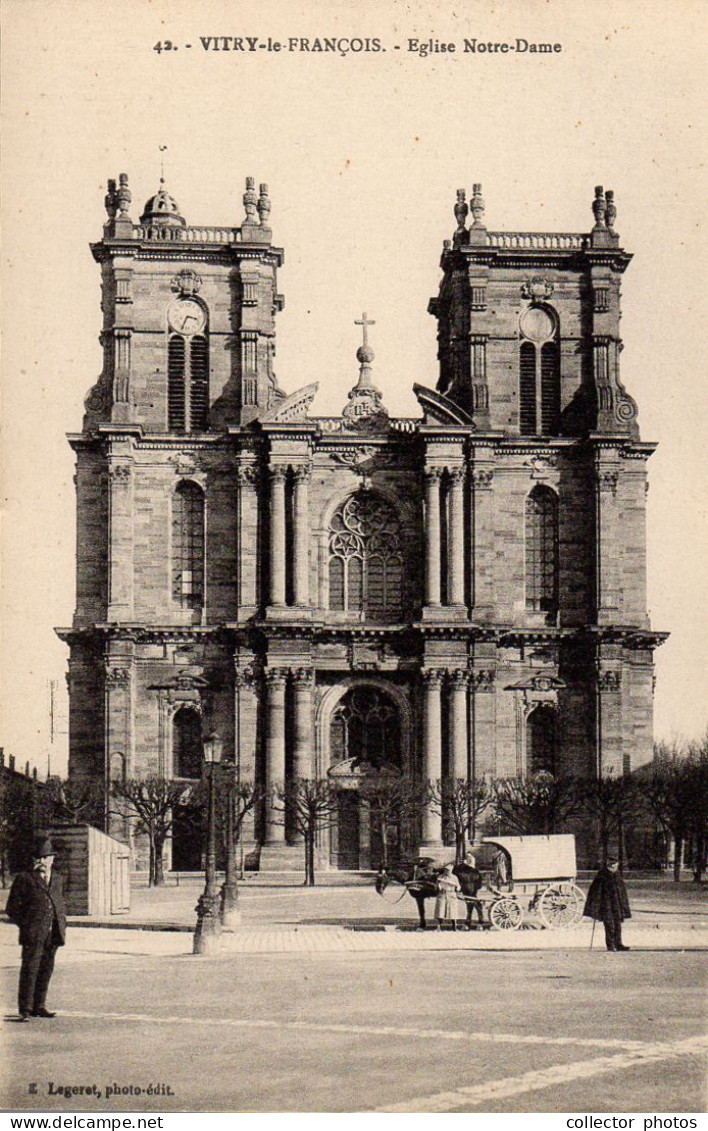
(58, 175), (665, 870)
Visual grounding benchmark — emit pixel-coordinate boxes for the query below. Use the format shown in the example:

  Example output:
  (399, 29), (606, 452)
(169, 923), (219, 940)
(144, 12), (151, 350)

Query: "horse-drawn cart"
(376, 834), (585, 931)
(479, 835), (585, 930)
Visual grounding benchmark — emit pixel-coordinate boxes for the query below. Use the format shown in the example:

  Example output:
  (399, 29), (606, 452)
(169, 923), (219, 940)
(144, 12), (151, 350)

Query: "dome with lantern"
(140, 180), (186, 227)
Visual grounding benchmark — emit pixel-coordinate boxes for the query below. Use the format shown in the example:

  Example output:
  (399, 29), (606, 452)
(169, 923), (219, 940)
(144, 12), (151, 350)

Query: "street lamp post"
(193, 731), (223, 955)
(220, 762), (241, 928)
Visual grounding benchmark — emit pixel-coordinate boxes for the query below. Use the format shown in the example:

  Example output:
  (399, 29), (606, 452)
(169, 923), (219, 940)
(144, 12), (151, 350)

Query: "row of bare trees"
(2, 735), (705, 888)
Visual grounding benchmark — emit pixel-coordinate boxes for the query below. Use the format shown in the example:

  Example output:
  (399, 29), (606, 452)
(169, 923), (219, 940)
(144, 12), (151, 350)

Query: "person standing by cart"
(435, 862), (461, 930)
(453, 852), (485, 929)
(584, 858), (631, 951)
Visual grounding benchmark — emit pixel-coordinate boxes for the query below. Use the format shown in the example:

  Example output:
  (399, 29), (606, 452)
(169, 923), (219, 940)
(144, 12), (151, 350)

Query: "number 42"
(153, 40), (177, 53)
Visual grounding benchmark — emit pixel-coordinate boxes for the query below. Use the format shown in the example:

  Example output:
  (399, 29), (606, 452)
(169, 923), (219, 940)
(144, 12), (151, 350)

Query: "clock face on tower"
(168, 298), (206, 335)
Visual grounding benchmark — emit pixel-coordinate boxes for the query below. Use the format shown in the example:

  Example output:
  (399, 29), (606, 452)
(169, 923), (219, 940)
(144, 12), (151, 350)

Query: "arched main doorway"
(326, 684), (406, 870)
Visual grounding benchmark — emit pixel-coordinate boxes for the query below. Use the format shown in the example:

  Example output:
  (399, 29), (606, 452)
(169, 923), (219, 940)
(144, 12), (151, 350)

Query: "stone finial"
(470, 183), (486, 228)
(454, 188), (468, 231)
(592, 185), (606, 229)
(605, 190), (617, 233)
(342, 312), (389, 430)
(257, 183), (271, 225)
(243, 176), (258, 223)
(104, 178), (118, 220)
(117, 173), (132, 216)
(355, 312), (376, 379)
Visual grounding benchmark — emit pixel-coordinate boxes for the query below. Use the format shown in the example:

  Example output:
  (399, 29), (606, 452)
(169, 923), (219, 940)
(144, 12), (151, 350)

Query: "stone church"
(58, 174), (666, 871)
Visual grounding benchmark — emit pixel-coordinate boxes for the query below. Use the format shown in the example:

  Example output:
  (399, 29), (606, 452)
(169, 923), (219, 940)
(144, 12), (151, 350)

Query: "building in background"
(57, 176), (666, 871)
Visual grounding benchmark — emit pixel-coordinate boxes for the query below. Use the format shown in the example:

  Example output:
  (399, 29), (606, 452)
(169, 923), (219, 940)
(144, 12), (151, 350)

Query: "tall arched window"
(518, 305), (560, 436)
(527, 704), (558, 776)
(167, 309), (209, 433)
(525, 485), (558, 614)
(173, 707), (202, 778)
(328, 492), (403, 620)
(172, 481), (205, 609)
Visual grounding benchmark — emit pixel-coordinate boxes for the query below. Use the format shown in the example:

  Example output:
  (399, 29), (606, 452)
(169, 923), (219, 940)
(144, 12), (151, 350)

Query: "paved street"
(2, 879), (706, 1113)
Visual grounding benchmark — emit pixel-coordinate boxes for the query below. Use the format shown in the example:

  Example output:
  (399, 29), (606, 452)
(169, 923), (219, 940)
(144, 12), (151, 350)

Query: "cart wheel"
(377, 879), (409, 904)
(489, 896), (524, 931)
(538, 883), (585, 929)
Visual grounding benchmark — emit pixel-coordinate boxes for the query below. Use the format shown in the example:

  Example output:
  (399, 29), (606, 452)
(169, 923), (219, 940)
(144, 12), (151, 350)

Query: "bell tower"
(428, 184), (637, 440)
(86, 173), (284, 432)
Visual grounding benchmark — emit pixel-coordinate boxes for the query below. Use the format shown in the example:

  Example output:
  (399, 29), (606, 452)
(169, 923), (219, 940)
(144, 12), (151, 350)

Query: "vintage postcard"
(1, 0), (706, 1120)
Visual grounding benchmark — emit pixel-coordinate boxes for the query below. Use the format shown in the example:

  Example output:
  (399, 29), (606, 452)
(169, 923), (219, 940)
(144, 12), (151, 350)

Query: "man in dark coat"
(453, 852), (485, 929)
(584, 859), (631, 951)
(5, 833), (67, 1020)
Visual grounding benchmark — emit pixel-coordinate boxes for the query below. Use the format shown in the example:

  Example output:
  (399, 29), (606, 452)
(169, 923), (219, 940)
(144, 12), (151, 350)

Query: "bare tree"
(685, 734), (708, 883)
(43, 776), (104, 827)
(426, 777), (494, 863)
(642, 739), (708, 882)
(358, 771), (423, 868)
(273, 779), (338, 886)
(582, 770), (645, 871)
(493, 773), (585, 837)
(111, 776), (196, 886)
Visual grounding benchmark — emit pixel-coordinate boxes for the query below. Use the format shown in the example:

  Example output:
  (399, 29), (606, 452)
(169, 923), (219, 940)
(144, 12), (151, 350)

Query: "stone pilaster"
(448, 669), (469, 781)
(107, 461), (133, 620)
(104, 658), (133, 837)
(594, 450), (621, 623)
(470, 665), (497, 778)
(596, 663), (623, 775)
(233, 663), (259, 851)
(264, 668), (287, 843)
(421, 669), (445, 846)
(470, 466), (494, 619)
(291, 667), (314, 780)
(236, 465), (259, 617)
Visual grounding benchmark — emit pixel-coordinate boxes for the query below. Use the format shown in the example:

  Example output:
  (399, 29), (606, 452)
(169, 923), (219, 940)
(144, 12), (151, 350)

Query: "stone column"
(292, 466), (310, 608)
(447, 468), (466, 607)
(269, 467), (287, 608)
(264, 669), (288, 843)
(448, 670), (469, 781)
(421, 669), (445, 846)
(291, 668), (314, 780)
(107, 462), (133, 620)
(424, 469), (442, 608)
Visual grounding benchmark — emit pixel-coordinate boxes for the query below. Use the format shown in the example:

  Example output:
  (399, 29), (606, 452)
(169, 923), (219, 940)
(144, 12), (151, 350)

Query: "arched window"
(527, 704), (557, 776)
(172, 481), (205, 609)
(525, 485), (558, 614)
(167, 320), (209, 433)
(331, 686), (401, 770)
(328, 492), (403, 619)
(173, 707), (202, 778)
(518, 306), (560, 436)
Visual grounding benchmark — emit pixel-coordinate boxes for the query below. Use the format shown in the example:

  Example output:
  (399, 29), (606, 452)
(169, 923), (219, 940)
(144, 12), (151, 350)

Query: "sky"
(1, 0), (706, 777)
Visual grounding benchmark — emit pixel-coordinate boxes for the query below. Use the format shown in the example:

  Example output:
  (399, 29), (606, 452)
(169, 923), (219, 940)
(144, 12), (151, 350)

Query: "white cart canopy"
(481, 834), (577, 882)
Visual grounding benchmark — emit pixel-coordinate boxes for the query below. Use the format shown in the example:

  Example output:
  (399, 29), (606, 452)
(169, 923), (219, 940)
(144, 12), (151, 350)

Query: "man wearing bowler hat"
(5, 833), (67, 1020)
